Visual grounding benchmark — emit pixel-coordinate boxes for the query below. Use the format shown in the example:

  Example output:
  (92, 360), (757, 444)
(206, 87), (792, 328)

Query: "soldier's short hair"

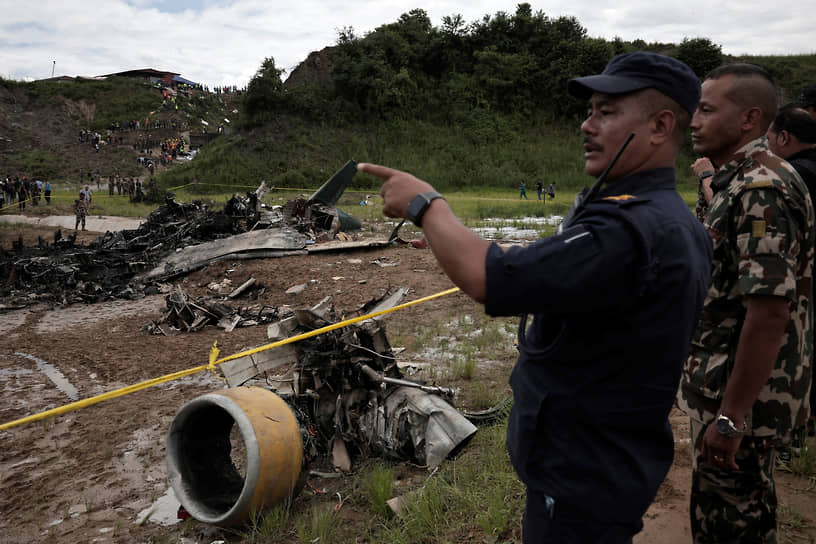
(705, 63), (777, 131)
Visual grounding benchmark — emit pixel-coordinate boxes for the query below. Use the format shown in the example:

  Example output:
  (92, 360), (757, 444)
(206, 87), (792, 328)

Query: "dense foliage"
(242, 4), (732, 127)
(3, 6), (815, 193)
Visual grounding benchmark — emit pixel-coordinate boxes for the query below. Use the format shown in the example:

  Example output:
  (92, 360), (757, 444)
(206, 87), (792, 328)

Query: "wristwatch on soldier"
(406, 191), (445, 227)
(714, 412), (747, 438)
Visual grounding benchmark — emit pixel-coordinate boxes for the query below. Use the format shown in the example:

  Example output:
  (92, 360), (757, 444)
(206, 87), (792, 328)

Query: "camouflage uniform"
(678, 136), (814, 543)
(74, 198), (88, 230)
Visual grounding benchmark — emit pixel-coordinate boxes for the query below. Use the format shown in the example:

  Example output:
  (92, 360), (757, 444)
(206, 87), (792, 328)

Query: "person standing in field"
(679, 63), (814, 543)
(520, 180), (529, 199)
(74, 192), (88, 231)
(358, 52), (712, 543)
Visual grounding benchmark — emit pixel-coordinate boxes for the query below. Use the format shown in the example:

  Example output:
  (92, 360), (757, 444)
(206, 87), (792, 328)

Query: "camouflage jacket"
(74, 199), (88, 217)
(678, 137), (814, 442)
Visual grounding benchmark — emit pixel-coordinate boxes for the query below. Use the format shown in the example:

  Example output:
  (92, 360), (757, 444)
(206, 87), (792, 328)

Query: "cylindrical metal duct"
(166, 386), (303, 526)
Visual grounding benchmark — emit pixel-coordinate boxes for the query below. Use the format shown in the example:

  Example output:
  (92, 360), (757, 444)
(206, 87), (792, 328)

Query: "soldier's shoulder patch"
(744, 179), (774, 190)
(603, 194), (637, 202)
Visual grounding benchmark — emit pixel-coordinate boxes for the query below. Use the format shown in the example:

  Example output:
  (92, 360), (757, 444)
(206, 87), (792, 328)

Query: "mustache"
(583, 138), (602, 151)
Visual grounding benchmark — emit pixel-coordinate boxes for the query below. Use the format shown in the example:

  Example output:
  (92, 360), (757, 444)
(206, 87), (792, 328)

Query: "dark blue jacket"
(485, 168), (712, 523)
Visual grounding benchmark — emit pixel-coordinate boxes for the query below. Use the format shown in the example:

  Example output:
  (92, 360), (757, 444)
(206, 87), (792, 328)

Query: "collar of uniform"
(710, 136), (767, 192)
(596, 167), (676, 200)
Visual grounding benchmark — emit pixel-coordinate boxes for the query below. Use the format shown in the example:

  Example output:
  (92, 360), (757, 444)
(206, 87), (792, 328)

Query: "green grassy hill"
(2, 6), (814, 201)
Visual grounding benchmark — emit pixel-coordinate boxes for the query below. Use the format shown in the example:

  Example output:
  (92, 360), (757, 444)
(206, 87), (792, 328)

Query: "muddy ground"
(0, 223), (814, 543)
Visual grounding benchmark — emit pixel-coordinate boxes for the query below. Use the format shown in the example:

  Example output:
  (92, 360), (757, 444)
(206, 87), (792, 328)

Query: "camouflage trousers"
(690, 418), (778, 544)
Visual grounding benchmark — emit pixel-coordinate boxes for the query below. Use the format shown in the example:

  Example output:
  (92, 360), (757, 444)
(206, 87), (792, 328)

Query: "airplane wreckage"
(166, 290), (496, 526)
(0, 160), (392, 307)
(0, 160), (502, 527)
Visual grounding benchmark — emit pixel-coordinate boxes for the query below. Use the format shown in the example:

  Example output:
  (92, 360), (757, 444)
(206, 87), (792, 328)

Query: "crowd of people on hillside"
(210, 85), (245, 94)
(161, 137), (185, 159)
(3, 75), (202, 216)
(106, 118), (185, 132)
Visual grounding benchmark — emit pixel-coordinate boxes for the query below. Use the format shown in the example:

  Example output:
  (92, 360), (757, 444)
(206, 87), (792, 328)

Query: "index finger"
(357, 162), (399, 181)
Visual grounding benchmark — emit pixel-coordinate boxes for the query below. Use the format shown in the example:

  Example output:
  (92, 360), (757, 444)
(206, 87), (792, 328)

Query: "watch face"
(715, 417), (731, 435)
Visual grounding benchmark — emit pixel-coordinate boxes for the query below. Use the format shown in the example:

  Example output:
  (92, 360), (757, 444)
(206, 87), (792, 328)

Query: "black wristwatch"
(698, 170), (715, 181)
(714, 413), (747, 438)
(406, 191), (445, 227)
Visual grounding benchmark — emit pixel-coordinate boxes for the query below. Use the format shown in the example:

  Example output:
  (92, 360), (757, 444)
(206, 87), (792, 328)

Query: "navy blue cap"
(568, 52), (701, 116)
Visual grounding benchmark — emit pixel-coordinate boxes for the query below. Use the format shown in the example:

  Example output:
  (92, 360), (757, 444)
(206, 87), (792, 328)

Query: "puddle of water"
(135, 487), (181, 526)
(14, 352), (79, 401)
(471, 215), (563, 240)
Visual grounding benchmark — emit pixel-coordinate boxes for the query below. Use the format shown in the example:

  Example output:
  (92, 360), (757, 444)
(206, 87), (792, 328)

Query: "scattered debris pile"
(142, 284), (279, 334)
(217, 289), (478, 469)
(0, 196), (238, 305)
(0, 161), (365, 307)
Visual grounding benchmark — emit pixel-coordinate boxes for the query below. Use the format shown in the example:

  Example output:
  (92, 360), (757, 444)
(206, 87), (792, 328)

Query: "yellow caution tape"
(0, 287), (461, 431)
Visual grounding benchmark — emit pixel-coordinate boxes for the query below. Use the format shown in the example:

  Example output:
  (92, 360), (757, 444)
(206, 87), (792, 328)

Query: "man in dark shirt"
(767, 104), (816, 190)
(357, 52), (712, 543)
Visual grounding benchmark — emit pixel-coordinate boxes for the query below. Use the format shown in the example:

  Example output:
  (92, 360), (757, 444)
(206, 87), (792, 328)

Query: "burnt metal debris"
(141, 284), (280, 334)
(0, 161), (366, 307)
(216, 290), (478, 470)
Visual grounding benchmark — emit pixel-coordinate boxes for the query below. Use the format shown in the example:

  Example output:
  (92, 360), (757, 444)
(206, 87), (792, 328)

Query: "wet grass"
(362, 463), (395, 519)
(295, 503), (336, 543)
(370, 422), (524, 544)
(241, 503), (293, 543)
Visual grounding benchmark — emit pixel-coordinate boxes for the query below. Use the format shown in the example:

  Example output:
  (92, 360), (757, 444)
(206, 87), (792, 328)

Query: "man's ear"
(650, 109), (675, 145)
(776, 129), (791, 147)
(742, 106), (763, 131)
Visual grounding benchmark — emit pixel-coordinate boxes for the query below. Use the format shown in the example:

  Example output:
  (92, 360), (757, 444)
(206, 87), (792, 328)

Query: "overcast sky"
(1, 1), (812, 87)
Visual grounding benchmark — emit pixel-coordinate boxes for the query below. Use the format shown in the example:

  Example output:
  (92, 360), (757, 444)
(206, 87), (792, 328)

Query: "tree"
(675, 38), (723, 79)
(243, 57), (286, 125)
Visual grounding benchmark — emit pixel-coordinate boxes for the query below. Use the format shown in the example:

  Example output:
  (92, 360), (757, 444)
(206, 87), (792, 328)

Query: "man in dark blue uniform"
(358, 52), (712, 543)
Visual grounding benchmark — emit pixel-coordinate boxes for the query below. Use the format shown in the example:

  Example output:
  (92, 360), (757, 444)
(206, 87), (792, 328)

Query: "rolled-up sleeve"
(484, 217), (638, 317)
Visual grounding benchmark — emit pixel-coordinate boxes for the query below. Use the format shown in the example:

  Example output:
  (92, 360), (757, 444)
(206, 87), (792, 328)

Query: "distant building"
(37, 68), (199, 89)
(100, 68), (196, 88)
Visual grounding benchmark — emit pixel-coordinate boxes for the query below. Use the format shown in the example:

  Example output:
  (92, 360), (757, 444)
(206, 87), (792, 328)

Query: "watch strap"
(406, 191), (445, 227)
